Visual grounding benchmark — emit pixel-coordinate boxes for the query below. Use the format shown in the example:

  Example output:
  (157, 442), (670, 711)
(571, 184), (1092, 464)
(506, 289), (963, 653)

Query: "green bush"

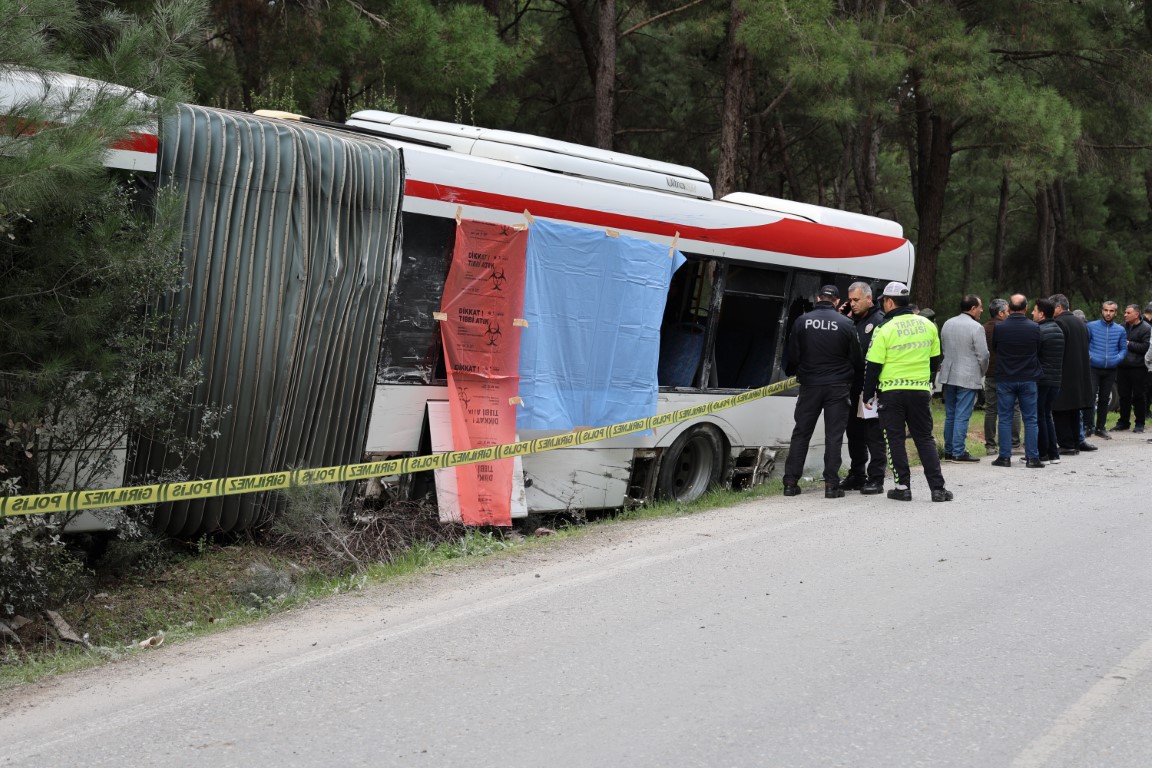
(0, 516), (89, 617)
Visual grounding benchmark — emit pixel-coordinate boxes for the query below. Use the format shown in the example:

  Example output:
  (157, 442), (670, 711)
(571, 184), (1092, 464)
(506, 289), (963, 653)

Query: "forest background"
(12, 0), (1152, 309)
(143, 0), (1152, 311)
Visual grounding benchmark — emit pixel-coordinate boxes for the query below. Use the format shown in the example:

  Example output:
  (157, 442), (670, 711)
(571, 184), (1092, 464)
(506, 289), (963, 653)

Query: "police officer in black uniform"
(782, 285), (864, 498)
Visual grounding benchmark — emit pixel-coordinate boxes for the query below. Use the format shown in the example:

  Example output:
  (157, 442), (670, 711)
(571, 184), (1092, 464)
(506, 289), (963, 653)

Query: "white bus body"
(343, 111), (914, 512)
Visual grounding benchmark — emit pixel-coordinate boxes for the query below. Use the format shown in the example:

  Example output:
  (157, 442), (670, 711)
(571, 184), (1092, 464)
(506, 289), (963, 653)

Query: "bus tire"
(656, 425), (725, 503)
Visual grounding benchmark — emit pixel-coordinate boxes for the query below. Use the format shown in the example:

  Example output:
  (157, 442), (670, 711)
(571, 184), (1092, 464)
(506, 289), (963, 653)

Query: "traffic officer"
(782, 285), (863, 498)
(840, 281), (887, 494)
(861, 281), (954, 502)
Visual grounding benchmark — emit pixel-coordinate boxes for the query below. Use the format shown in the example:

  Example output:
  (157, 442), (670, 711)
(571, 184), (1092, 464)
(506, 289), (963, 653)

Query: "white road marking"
(1011, 635), (1152, 768)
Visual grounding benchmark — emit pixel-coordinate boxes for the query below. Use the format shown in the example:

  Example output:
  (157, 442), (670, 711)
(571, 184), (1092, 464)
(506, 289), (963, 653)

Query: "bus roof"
(348, 110), (713, 200)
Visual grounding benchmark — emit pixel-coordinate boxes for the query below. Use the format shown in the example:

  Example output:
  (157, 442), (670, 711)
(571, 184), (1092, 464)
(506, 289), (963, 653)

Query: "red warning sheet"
(439, 220), (528, 526)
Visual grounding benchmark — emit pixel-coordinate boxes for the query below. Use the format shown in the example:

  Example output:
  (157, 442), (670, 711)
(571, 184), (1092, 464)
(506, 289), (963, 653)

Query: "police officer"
(782, 285), (863, 498)
(840, 281), (887, 494)
(861, 282), (953, 502)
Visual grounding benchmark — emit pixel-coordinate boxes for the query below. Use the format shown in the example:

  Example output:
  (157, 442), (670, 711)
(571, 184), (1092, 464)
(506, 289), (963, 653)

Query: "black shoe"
(825, 484), (845, 499)
(1025, 458), (1045, 468)
(1077, 441), (1098, 451)
(887, 488), (912, 501)
(991, 456), (1012, 467)
(1046, 453), (1061, 464)
(860, 480), (885, 495)
(931, 488), (954, 502)
(1136, 426), (1145, 434)
(943, 452), (955, 462)
(953, 452), (980, 463)
(783, 483), (801, 497)
(1113, 423), (1130, 431)
(1094, 429), (1112, 440)
(838, 474), (866, 491)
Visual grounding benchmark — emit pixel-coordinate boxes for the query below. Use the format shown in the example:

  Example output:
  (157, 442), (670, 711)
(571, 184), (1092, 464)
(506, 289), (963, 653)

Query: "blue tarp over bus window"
(517, 219), (685, 431)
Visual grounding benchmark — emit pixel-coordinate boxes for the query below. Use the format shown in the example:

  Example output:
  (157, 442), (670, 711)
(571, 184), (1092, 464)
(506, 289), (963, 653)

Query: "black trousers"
(1037, 384), (1060, 457)
(877, 389), (946, 491)
(1054, 409), (1082, 449)
(1116, 366), (1146, 427)
(845, 394), (887, 482)
(1085, 367), (1117, 432)
(784, 382), (851, 484)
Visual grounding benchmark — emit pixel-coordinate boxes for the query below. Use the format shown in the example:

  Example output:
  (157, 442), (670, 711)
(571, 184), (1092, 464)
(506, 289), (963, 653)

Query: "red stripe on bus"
(404, 180), (906, 259)
(110, 132), (159, 153)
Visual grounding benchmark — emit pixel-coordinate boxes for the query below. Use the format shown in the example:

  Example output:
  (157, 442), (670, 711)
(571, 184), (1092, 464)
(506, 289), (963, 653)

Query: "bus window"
(712, 265), (788, 389)
(377, 212), (455, 384)
(658, 258), (715, 388)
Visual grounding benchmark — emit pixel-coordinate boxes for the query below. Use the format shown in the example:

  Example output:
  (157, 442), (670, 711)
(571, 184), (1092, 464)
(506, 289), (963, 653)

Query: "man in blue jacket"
(1085, 301), (1127, 439)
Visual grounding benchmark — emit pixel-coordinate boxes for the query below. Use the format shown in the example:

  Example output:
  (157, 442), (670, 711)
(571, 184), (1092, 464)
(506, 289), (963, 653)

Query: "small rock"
(533, 527), (555, 537)
(44, 610), (85, 645)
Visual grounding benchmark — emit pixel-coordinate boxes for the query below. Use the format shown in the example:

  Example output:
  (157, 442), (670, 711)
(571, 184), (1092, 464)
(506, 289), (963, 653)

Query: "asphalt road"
(3, 432), (1151, 768)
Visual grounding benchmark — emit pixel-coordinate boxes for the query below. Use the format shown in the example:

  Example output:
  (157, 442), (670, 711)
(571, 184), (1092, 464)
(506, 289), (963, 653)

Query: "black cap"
(817, 285), (839, 300)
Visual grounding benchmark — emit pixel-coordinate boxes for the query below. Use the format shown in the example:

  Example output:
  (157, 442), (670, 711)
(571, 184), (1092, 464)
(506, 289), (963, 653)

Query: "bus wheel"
(656, 426), (725, 503)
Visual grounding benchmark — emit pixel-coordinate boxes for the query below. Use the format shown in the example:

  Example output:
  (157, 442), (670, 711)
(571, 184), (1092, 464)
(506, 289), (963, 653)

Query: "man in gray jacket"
(939, 294), (989, 462)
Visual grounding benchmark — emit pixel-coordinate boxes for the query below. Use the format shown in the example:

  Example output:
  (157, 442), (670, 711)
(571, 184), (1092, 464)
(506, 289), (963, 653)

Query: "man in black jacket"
(839, 281), (886, 494)
(782, 285), (863, 498)
(990, 294), (1044, 468)
(1114, 303), (1150, 432)
(1050, 294), (1096, 453)
(1033, 298), (1065, 463)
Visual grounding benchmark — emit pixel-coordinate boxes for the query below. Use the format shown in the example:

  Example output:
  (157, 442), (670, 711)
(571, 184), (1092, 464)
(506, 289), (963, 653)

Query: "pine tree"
(1, 0), (209, 500)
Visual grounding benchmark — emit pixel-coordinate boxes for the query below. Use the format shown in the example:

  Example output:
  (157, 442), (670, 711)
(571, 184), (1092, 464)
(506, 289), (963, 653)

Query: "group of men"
(943, 295), (1152, 462)
(781, 281), (952, 503)
(779, 281), (1151, 503)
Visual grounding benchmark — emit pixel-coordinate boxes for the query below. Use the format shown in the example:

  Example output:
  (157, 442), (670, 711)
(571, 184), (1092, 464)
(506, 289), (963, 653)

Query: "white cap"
(882, 281), (910, 297)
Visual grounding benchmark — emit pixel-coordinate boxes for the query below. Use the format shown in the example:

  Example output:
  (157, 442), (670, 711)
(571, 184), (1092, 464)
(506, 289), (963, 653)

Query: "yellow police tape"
(0, 377), (798, 518)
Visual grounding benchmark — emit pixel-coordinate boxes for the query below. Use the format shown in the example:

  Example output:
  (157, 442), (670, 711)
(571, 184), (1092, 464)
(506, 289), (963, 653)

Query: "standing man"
(861, 282), (953, 502)
(839, 281), (886, 494)
(983, 299), (1022, 455)
(1144, 302), (1152, 422)
(781, 285), (863, 499)
(1033, 298), (1065, 463)
(1114, 303), (1150, 433)
(938, 294), (988, 462)
(1085, 301), (1127, 439)
(1050, 294), (1096, 454)
(991, 294), (1044, 468)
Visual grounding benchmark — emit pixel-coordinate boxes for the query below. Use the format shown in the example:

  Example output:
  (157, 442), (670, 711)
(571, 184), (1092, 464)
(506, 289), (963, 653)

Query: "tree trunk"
(1037, 184), (1054, 298)
(1049, 178), (1068, 299)
(849, 113), (881, 216)
(962, 193), (974, 289)
(909, 82), (955, 309)
(714, 0), (748, 198)
(992, 171), (1009, 286)
(593, 0), (616, 149)
(217, 0), (272, 112)
(775, 115), (802, 199)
